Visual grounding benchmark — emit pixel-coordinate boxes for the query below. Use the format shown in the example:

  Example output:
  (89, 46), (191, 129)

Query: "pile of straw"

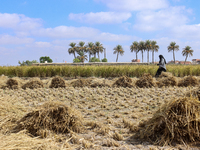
(178, 76), (199, 87)
(186, 87), (200, 101)
(70, 79), (92, 87)
(90, 78), (110, 88)
(13, 102), (83, 137)
(112, 76), (133, 88)
(136, 73), (156, 88)
(157, 72), (178, 87)
(22, 80), (44, 89)
(136, 97), (200, 146)
(6, 78), (18, 89)
(49, 76), (66, 88)
(159, 72), (173, 78)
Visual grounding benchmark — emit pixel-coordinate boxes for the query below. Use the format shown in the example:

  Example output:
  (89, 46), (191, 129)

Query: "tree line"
(68, 41), (107, 63)
(130, 41), (193, 64)
(18, 41), (194, 66)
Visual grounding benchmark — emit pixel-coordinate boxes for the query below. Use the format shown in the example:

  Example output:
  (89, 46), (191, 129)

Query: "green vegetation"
(73, 58), (81, 63)
(182, 46), (194, 64)
(101, 58), (108, 62)
(89, 57), (100, 62)
(168, 42), (179, 64)
(130, 40), (159, 63)
(18, 60), (38, 66)
(68, 41), (106, 63)
(40, 56), (53, 63)
(113, 45), (124, 62)
(1, 65), (200, 78)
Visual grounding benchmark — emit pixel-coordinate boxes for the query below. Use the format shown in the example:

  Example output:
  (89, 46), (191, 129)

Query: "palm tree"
(86, 42), (95, 62)
(113, 45), (124, 62)
(68, 42), (77, 59)
(168, 42), (179, 64)
(77, 41), (87, 53)
(130, 41), (139, 61)
(182, 46), (193, 64)
(151, 41), (159, 63)
(145, 40), (152, 63)
(77, 51), (88, 63)
(139, 41), (145, 63)
(95, 41), (105, 60)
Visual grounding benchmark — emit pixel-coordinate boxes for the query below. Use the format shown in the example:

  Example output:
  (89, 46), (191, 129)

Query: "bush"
(101, 58), (108, 62)
(18, 60), (38, 66)
(73, 58), (81, 63)
(89, 57), (100, 62)
(40, 56), (53, 63)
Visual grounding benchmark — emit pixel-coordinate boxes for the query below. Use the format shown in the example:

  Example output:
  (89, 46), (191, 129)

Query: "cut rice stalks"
(135, 97), (200, 146)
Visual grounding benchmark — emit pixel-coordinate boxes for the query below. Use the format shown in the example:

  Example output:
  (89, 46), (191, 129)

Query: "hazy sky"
(0, 0), (200, 66)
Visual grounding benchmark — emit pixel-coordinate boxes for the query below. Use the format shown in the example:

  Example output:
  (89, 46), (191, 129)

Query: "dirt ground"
(0, 76), (200, 150)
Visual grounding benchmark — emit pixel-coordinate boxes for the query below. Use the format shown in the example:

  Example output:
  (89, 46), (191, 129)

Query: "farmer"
(155, 55), (166, 77)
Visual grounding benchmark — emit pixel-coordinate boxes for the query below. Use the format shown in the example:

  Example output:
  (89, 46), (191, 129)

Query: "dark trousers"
(155, 68), (166, 77)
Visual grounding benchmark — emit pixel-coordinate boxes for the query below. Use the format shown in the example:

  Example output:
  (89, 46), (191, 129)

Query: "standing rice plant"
(79, 66), (94, 77)
(182, 66), (192, 76)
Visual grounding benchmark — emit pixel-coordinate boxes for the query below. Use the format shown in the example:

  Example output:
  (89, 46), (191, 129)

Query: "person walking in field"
(155, 55), (167, 77)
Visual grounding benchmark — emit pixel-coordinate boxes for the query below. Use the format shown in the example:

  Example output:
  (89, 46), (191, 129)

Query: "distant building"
(179, 61), (191, 65)
(192, 59), (200, 64)
(167, 60), (191, 64)
(167, 60), (179, 64)
(132, 59), (140, 62)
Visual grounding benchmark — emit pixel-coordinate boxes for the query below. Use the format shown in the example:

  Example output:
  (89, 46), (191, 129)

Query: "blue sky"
(0, 0), (200, 65)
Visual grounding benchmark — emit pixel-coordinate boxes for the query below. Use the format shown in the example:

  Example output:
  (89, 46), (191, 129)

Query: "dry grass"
(22, 80), (44, 89)
(157, 72), (178, 87)
(13, 101), (84, 137)
(159, 72), (173, 78)
(0, 76), (200, 149)
(136, 97), (200, 146)
(136, 73), (157, 88)
(178, 76), (199, 87)
(49, 76), (66, 88)
(112, 76), (133, 88)
(70, 78), (92, 87)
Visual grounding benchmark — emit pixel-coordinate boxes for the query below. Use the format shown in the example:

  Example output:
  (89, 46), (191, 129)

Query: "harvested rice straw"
(136, 97), (200, 146)
(13, 101), (84, 137)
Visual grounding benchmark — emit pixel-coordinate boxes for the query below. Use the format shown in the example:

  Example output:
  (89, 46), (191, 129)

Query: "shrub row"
(0, 65), (200, 78)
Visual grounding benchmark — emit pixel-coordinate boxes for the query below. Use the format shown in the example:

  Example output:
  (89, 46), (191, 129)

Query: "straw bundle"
(112, 76), (133, 88)
(178, 76), (199, 87)
(159, 72), (173, 78)
(136, 97), (200, 146)
(13, 102), (83, 137)
(90, 78), (111, 88)
(22, 80), (44, 89)
(186, 87), (200, 101)
(49, 76), (66, 88)
(6, 78), (18, 89)
(157, 76), (178, 87)
(70, 79), (92, 87)
(136, 73), (156, 88)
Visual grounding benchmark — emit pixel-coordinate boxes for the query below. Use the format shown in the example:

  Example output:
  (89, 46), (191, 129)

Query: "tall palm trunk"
(104, 49), (106, 58)
(147, 50), (149, 63)
(152, 50), (154, 64)
(98, 52), (100, 60)
(89, 53), (91, 62)
(74, 52), (76, 59)
(173, 50), (175, 64)
(116, 52), (119, 62)
(136, 52), (138, 61)
(142, 50), (144, 63)
(184, 55), (188, 64)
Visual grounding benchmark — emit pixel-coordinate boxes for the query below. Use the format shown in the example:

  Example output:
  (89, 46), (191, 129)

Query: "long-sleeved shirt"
(158, 58), (166, 70)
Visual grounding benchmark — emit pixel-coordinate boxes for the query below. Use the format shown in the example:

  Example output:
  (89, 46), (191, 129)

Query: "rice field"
(1, 65), (200, 78)
(1, 73), (200, 149)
